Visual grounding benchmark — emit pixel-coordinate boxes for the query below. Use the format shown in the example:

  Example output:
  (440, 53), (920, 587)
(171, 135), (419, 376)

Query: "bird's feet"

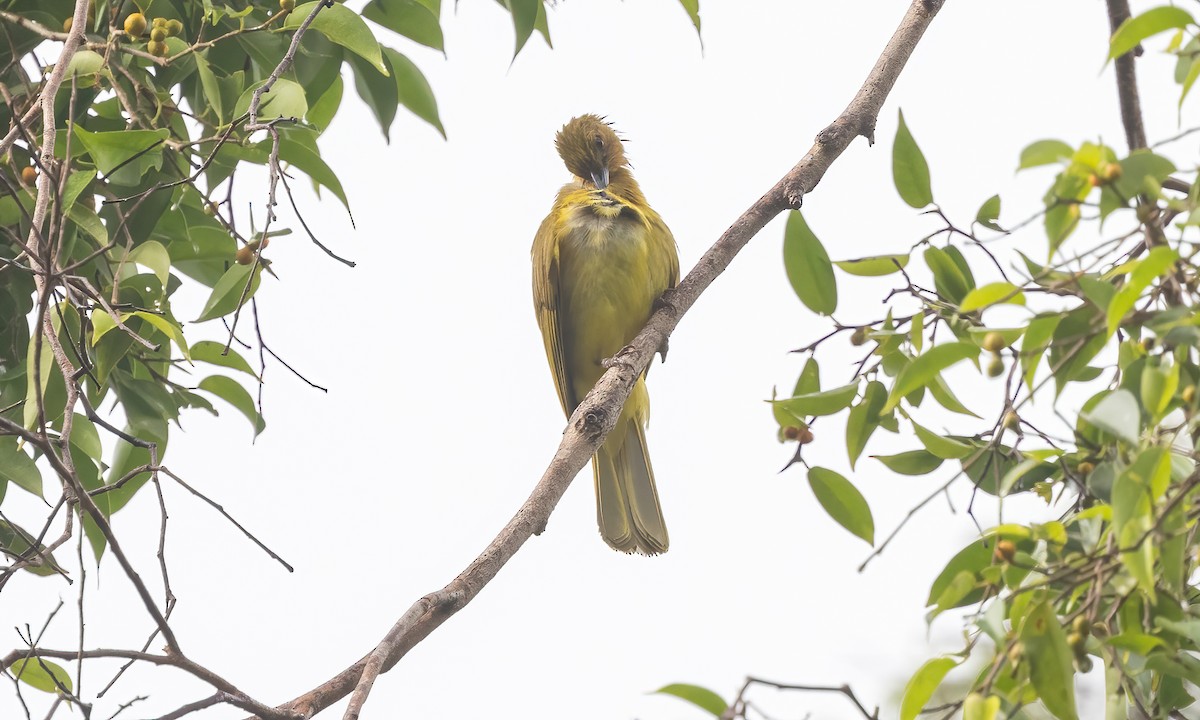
(601, 344), (638, 371)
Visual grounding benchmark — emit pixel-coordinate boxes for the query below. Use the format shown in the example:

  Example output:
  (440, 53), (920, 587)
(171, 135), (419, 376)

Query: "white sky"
(3, 1), (1194, 718)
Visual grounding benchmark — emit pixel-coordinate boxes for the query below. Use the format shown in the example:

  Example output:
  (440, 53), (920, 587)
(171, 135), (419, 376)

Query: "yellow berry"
(1183, 385), (1195, 404)
(152, 16), (168, 27)
(1002, 411), (1019, 431)
(149, 26), (166, 42)
(987, 354), (1005, 378)
(1076, 461), (1095, 476)
(850, 327), (868, 346)
(165, 19), (184, 37)
(982, 331), (1006, 353)
(235, 245), (256, 265)
(995, 539), (1017, 563)
(147, 40), (168, 57)
(63, 16), (73, 32)
(280, 0), (296, 11)
(20, 166), (37, 186)
(124, 12), (147, 37)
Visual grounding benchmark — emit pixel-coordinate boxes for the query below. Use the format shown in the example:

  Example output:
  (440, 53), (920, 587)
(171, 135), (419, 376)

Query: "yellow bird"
(532, 115), (679, 555)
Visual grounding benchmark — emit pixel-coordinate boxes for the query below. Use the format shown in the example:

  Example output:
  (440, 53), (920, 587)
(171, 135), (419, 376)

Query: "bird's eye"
(593, 135), (604, 149)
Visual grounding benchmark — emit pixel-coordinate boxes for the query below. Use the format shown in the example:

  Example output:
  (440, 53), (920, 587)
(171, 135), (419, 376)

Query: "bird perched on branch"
(531, 114), (679, 555)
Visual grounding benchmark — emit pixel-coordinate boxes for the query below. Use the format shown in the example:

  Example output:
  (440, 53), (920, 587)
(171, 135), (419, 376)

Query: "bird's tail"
(594, 418), (668, 555)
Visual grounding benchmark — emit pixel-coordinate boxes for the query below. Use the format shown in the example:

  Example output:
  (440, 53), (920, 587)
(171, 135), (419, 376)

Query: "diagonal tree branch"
(267, 1), (950, 717)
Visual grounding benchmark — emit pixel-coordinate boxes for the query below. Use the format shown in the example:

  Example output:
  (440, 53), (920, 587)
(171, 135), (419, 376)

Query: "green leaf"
(126, 241), (172, 292)
(793, 358), (820, 397)
(198, 376), (266, 437)
(975, 194), (1002, 231)
(808, 467), (873, 545)
(846, 381), (886, 467)
(349, 52), (398, 140)
(307, 74), (344, 132)
(913, 422), (974, 459)
(923, 246), (971, 303)
(191, 340), (258, 377)
(131, 311), (190, 362)
(9, 658), (73, 694)
(233, 78), (309, 122)
(363, 0), (444, 51)
(874, 449), (943, 476)
(900, 657), (958, 720)
(928, 374), (980, 417)
(782, 211), (837, 315)
(1081, 389), (1139, 444)
(774, 382), (858, 419)
(653, 684), (727, 717)
(0, 520), (63, 576)
(194, 52), (225, 124)
(505, 0), (540, 58)
(286, 2), (388, 75)
(1044, 203), (1080, 255)
(893, 110), (933, 208)
(1106, 246), (1178, 336)
(883, 342), (980, 412)
(833, 254), (909, 276)
(1020, 601), (1079, 720)
(1019, 139), (1073, 169)
(672, 0), (700, 34)
(277, 135), (350, 211)
(959, 282), (1024, 312)
(1112, 447), (1169, 600)
(383, 48), (445, 138)
(73, 126), (169, 180)
(194, 263), (262, 323)
(928, 538), (993, 608)
(0, 437), (41, 497)
(1021, 314), (1062, 390)
(1113, 150), (1175, 199)
(1109, 6), (1194, 60)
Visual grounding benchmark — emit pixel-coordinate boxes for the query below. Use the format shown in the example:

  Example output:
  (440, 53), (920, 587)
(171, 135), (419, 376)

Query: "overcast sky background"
(4, 1), (1196, 718)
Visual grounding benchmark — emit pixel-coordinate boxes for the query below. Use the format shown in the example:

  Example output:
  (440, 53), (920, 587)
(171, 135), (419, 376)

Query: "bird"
(531, 114), (679, 555)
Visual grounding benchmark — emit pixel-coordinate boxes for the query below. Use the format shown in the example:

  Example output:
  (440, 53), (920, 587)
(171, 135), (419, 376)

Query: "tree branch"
(1104, 0), (1147, 151)
(266, 1), (950, 717)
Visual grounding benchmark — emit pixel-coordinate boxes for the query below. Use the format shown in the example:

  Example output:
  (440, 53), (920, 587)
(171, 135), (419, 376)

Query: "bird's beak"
(590, 167), (609, 190)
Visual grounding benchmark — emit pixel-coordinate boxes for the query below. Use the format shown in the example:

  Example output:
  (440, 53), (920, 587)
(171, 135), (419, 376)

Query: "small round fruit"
(1072, 615), (1090, 636)
(147, 40), (168, 57)
(1100, 163), (1122, 182)
(20, 166), (37, 186)
(1074, 655), (1093, 673)
(797, 426), (814, 444)
(152, 16), (168, 27)
(1076, 461), (1095, 476)
(165, 19), (184, 37)
(1183, 385), (1196, 404)
(1136, 202), (1156, 224)
(124, 12), (147, 37)
(203, 202), (217, 216)
(850, 327), (868, 346)
(149, 26), (166, 42)
(235, 245), (256, 265)
(1141, 336), (1156, 352)
(1002, 410), (1020, 431)
(1066, 631), (1084, 650)
(280, 0), (296, 11)
(995, 539), (1017, 563)
(63, 16), (73, 32)
(987, 354), (1005, 378)
(982, 331), (1006, 353)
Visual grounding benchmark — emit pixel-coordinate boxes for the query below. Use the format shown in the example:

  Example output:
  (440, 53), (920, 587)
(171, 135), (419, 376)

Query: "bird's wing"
(532, 208), (575, 416)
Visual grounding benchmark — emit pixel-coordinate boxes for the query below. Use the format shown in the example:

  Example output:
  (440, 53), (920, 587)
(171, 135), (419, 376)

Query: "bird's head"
(554, 114), (628, 191)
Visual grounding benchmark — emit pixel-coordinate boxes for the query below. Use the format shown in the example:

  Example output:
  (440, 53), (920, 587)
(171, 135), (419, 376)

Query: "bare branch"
(266, 1), (950, 717)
